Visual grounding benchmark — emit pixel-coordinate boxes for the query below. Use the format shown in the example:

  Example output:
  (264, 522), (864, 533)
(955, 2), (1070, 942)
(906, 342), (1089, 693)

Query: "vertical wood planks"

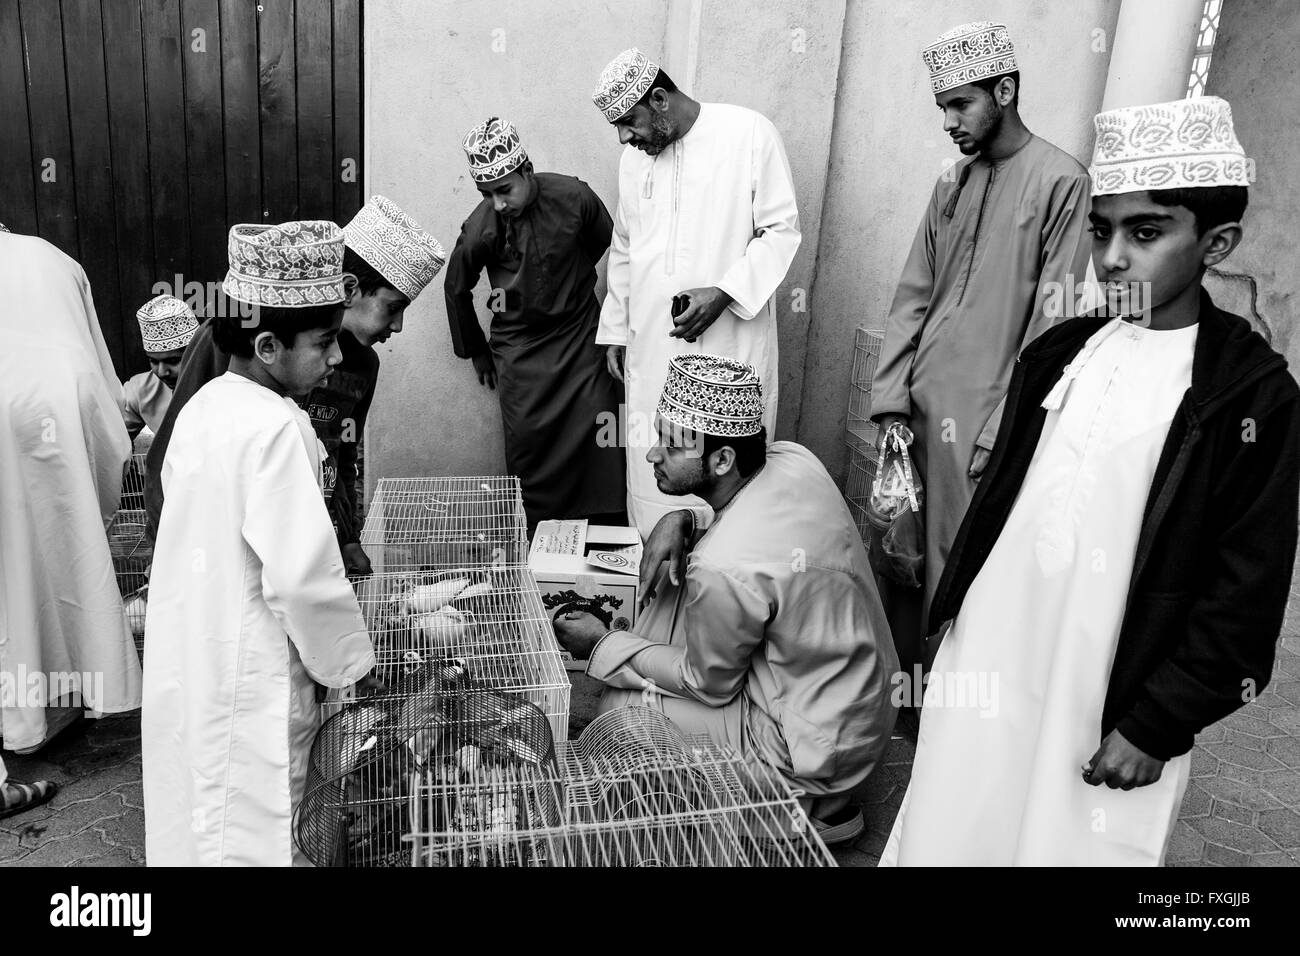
(18, 0), (78, 256)
(219, 0), (260, 228)
(102, 0), (157, 376)
(61, 0), (124, 371)
(332, 0), (361, 226)
(258, 0), (297, 220)
(296, 0), (333, 220)
(180, 0), (226, 308)
(0, 0), (38, 236)
(141, 0), (192, 283)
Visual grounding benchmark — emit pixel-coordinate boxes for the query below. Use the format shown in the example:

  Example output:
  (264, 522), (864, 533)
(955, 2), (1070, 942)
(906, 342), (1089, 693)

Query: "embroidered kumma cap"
(343, 196), (446, 301)
(1089, 96), (1255, 196)
(462, 117), (529, 184)
(658, 353), (764, 439)
(136, 294), (198, 352)
(593, 48), (661, 123)
(922, 21), (1018, 95)
(221, 220), (346, 308)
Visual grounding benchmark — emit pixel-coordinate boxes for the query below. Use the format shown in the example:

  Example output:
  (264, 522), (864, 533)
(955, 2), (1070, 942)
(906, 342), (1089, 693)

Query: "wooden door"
(0, 0), (363, 376)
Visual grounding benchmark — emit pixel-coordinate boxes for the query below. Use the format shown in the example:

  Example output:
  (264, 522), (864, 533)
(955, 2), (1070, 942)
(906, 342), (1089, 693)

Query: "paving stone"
(1203, 842), (1251, 866)
(1254, 688), (1296, 710)
(1223, 728), (1269, 752)
(69, 843), (141, 867)
(0, 828), (33, 864)
(1205, 742), (1286, 772)
(13, 828), (111, 867)
(1178, 781), (1212, 817)
(1198, 774), (1284, 811)
(1255, 808), (1300, 849)
(1196, 722), (1227, 744)
(1266, 708), (1300, 736)
(110, 780), (145, 810)
(14, 791), (129, 849)
(1187, 815), (1281, 855)
(1259, 770), (1300, 808)
(1269, 681), (1300, 706)
(1248, 852), (1295, 866)
(1164, 821), (1205, 863)
(1222, 711), (1282, 739)
(1265, 735), (1300, 769)
(1272, 652), (1300, 680)
(1189, 747), (1219, 778)
(1210, 800), (1256, 826)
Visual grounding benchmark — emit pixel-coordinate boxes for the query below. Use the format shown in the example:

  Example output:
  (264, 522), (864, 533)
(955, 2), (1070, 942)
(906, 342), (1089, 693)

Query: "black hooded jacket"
(931, 290), (1300, 760)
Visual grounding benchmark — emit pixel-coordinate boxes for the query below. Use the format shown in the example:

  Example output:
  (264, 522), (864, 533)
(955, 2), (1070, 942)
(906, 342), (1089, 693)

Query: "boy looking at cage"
(121, 293), (198, 450)
(143, 196), (446, 576)
(881, 97), (1300, 866)
(142, 220), (377, 867)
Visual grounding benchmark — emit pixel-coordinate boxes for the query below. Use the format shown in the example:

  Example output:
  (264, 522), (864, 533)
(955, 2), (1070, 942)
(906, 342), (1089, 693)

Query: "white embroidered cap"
(343, 196), (446, 301)
(922, 21), (1018, 95)
(222, 220), (346, 308)
(1090, 96), (1255, 196)
(136, 294), (198, 352)
(658, 353), (764, 439)
(462, 117), (529, 184)
(592, 48), (661, 123)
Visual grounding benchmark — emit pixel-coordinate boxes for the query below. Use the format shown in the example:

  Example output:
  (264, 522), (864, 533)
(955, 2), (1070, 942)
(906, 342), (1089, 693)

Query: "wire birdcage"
(844, 328), (885, 545)
(108, 453), (151, 654)
(360, 476), (528, 573)
(295, 659), (559, 868)
(349, 567), (570, 743)
(407, 707), (837, 867)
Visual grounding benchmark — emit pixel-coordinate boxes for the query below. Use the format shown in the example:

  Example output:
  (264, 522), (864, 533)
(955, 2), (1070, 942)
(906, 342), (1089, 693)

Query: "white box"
(529, 521), (642, 670)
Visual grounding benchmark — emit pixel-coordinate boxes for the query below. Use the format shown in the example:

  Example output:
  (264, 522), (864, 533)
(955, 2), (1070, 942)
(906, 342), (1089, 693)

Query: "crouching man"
(554, 354), (900, 843)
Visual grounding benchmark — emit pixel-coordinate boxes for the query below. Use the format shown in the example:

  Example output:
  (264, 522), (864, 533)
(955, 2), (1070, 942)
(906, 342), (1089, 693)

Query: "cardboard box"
(529, 521), (642, 670)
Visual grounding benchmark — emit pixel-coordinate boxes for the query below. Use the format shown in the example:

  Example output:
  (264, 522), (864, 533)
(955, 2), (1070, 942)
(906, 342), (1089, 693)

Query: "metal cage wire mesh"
(844, 328), (885, 544)
(350, 566), (570, 743)
(406, 707), (837, 867)
(108, 452), (151, 654)
(360, 476), (529, 573)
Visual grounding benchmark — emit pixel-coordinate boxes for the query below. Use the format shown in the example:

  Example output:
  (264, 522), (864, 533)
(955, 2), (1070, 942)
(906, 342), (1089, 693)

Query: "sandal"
(0, 779), (59, 819)
(813, 807), (865, 846)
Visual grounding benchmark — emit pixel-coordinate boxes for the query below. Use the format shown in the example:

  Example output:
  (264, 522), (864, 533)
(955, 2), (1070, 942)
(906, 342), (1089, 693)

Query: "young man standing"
(143, 197), (445, 575)
(143, 220), (376, 867)
(445, 117), (625, 529)
(592, 48), (801, 536)
(121, 294), (199, 445)
(882, 97), (1298, 866)
(870, 22), (1093, 669)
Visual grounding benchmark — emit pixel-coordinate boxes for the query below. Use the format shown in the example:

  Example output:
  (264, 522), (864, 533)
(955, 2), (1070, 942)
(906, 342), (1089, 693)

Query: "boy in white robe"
(882, 98), (1298, 865)
(142, 221), (376, 867)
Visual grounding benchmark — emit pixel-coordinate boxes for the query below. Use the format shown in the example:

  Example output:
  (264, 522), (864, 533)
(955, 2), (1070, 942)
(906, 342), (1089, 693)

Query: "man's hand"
(552, 610), (609, 661)
(968, 446), (991, 481)
(472, 352), (497, 390)
(605, 345), (626, 383)
(1082, 729), (1166, 790)
(875, 414), (912, 454)
(669, 287), (733, 342)
(353, 673), (389, 698)
(341, 542), (372, 577)
(640, 509), (694, 610)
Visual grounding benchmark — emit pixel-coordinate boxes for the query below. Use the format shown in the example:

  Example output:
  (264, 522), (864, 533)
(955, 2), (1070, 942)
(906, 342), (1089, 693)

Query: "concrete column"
(1101, 0), (1205, 108)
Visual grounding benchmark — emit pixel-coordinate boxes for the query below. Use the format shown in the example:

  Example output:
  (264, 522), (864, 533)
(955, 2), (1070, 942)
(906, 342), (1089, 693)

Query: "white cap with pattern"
(462, 117), (529, 184)
(343, 196), (446, 301)
(1090, 96), (1255, 196)
(136, 294), (198, 352)
(222, 220), (347, 308)
(592, 48), (661, 123)
(922, 21), (1018, 95)
(657, 353), (764, 439)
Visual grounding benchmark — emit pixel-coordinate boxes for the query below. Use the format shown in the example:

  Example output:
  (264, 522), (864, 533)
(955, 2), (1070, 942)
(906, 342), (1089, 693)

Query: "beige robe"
(586, 442), (898, 797)
(871, 135), (1092, 641)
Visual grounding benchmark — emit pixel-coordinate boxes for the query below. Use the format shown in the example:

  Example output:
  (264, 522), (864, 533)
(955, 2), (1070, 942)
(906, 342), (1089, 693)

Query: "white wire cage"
(347, 566), (571, 744)
(108, 452), (151, 654)
(844, 328), (885, 544)
(360, 476), (529, 574)
(406, 707), (837, 868)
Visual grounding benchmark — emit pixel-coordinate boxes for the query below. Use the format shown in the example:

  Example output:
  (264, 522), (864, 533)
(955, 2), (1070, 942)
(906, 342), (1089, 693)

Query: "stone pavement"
(3, 584), (1299, 867)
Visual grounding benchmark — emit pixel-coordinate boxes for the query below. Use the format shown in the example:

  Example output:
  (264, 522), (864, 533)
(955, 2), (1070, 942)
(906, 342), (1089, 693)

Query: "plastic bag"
(867, 423), (925, 588)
